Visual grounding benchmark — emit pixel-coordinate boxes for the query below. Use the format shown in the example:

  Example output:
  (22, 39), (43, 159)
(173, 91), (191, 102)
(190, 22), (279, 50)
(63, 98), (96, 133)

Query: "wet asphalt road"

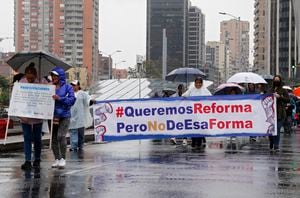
(1, 133), (300, 198)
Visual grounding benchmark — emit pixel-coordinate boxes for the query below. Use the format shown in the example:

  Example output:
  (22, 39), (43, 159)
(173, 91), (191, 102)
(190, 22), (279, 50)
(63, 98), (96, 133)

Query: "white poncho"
(69, 90), (91, 129)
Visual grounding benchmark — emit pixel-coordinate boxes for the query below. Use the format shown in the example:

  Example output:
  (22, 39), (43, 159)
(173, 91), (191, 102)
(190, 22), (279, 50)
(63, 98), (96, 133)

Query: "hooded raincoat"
(50, 67), (76, 118)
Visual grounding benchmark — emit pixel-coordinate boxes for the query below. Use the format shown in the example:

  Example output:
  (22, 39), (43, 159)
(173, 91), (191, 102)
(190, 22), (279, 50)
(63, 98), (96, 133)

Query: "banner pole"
(49, 119), (53, 150)
(3, 116), (10, 145)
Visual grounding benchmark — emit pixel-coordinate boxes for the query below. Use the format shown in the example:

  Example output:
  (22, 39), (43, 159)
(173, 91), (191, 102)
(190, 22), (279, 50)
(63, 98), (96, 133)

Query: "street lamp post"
(219, 12), (241, 71)
(114, 60), (126, 79)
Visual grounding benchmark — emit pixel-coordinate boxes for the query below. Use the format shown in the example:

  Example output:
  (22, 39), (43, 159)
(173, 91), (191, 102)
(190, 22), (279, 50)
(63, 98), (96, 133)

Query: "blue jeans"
(22, 123), (43, 162)
(269, 120), (283, 149)
(70, 127), (85, 150)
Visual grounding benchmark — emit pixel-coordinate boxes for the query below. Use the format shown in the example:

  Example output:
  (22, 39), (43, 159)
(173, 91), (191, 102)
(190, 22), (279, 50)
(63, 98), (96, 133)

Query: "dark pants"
(22, 123), (43, 162)
(52, 118), (70, 160)
(283, 115), (293, 134)
(191, 137), (206, 147)
(269, 120), (283, 149)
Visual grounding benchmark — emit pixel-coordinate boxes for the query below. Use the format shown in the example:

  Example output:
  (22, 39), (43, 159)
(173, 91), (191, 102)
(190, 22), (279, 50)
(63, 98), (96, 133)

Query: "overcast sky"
(0, 0), (254, 69)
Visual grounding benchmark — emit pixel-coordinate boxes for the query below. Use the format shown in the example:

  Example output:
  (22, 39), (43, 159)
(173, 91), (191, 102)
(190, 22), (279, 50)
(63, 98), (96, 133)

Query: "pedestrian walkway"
(0, 126), (95, 152)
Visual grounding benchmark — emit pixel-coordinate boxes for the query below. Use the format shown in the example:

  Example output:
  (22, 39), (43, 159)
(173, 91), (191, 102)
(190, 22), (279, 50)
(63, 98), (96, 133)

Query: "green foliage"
(0, 75), (10, 106)
(0, 91), (9, 106)
(144, 60), (161, 78)
(0, 75), (9, 88)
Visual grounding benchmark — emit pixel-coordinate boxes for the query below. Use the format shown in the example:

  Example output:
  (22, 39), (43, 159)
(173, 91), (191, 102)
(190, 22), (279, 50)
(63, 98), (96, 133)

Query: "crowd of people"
(15, 62), (300, 170)
(159, 75), (299, 152)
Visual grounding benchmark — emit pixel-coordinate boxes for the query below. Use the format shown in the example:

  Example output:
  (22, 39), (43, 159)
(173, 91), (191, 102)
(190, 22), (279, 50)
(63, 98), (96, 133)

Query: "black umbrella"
(6, 51), (72, 80)
(165, 67), (206, 85)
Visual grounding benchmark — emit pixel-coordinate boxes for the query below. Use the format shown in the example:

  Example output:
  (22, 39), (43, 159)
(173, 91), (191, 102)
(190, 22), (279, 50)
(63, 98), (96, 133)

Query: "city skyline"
(0, 0), (254, 69)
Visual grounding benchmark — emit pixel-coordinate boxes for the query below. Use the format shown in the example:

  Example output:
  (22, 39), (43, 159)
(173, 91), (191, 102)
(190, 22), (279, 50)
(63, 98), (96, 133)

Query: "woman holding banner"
(182, 77), (212, 148)
(268, 75), (289, 152)
(170, 84), (188, 146)
(50, 67), (76, 169)
(19, 64), (44, 170)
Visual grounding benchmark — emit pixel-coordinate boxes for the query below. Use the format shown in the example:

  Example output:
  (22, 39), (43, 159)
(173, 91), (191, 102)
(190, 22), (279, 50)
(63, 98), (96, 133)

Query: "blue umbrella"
(165, 67), (206, 84)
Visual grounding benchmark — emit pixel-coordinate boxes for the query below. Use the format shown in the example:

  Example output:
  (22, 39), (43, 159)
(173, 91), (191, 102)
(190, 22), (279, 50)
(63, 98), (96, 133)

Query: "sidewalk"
(0, 126), (96, 152)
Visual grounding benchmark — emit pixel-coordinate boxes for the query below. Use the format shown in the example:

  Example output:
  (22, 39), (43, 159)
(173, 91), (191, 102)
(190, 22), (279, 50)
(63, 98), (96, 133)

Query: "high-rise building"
(14, 0), (99, 84)
(254, 0), (298, 80)
(269, 0), (296, 79)
(146, 0), (205, 78)
(206, 41), (225, 84)
(253, 0), (269, 75)
(293, 0), (300, 67)
(187, 6), (205, 69)
(220, 19), (250, 76)
(146, 0), (189, 78)
(271, 0), (296, 78)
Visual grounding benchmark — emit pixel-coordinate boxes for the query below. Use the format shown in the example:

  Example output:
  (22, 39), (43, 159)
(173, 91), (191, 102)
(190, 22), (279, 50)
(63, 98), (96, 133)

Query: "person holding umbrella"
(50, 67), (76, 169)
(182, 77), (212, 148)
(246, 83), (258, 142)
(19, 64), (46, 170)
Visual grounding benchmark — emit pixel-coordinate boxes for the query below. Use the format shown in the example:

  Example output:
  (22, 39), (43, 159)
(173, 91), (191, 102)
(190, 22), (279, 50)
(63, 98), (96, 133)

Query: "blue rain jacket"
(51, 67), (76, 118)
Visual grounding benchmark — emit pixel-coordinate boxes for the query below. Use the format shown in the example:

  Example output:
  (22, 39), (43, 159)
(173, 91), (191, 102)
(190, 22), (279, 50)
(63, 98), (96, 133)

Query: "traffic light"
(292, 65), (296, 70)
(291, 59), (296, 79)
(291, 59), (296, 69)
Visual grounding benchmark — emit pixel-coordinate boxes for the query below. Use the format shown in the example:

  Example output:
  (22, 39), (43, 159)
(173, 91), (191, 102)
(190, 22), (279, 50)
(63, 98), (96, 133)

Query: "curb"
(0, 132), (95, 152)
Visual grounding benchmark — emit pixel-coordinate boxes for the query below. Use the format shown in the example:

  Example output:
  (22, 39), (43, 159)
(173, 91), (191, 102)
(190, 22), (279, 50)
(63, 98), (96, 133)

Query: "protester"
(69, 80), (94, 151)
(19, 65), (44, 170)
(50, 67), (76, 169)
(246, 83), (258, 142)
(247, 83), (257, 94)
(257, 83), (266, 94)
(268, 75), (289, 151)
(170, 84), (188, 145)
(182, 77), (212, 148)
(227, 88), (238, 142)
(283, 90), (296, 135)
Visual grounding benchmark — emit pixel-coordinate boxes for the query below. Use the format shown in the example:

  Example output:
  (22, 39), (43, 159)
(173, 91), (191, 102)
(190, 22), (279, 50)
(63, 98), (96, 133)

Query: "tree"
(143, 60), (161, 78)
(0, 75), (10, 106)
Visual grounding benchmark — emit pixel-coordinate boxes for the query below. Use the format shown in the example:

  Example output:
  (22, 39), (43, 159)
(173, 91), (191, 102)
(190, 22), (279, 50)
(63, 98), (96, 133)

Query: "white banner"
(8, 83), (55, 119)
(93, 94), (277, 142)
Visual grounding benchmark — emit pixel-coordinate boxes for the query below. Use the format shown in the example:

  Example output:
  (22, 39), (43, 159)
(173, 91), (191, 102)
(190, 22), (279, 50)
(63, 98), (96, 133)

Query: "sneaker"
(33, 159), (41, 168)
(51, 159), (59, 168)
(170, 138), (177, 145)
(21, 161), (32, 170)
(69, 148), (77, 152)
(58, 158), (66, 169)
(182, 139), (188, 146)
(274, 147), (280, 152)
